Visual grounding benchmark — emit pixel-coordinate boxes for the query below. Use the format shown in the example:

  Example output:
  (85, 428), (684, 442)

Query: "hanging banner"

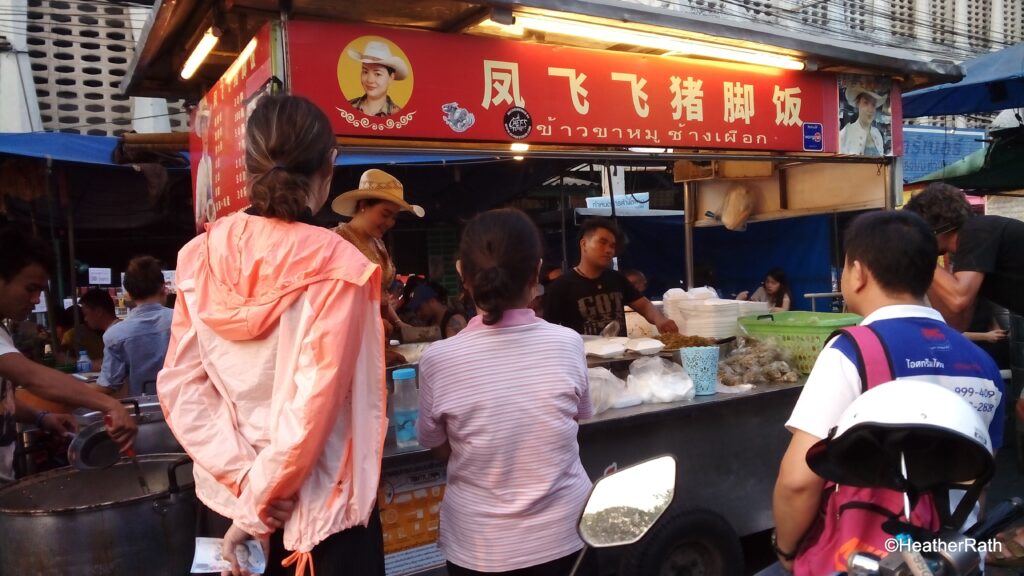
(288, 21), (840, 153)
(189, 24), (277, 232)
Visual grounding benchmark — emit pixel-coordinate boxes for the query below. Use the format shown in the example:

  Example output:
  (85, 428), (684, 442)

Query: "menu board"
(189, 23), (277, 233)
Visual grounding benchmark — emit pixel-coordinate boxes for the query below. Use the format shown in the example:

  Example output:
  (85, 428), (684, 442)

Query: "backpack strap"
(828, 325), (895, 392)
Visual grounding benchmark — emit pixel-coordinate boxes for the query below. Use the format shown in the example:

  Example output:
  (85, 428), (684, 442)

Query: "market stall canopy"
(0, 133), (124, 167)
(123, 0), (962, 99)
(903, 42), (1024, 117)
(909, 126), (1024, 194)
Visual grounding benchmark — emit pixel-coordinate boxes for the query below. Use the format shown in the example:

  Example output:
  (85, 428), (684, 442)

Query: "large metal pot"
(0, 454), (197, 575)
(75, 395), (182, 455)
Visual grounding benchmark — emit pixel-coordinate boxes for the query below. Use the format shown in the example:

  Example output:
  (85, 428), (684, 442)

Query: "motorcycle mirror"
(578, 455), (676, 548)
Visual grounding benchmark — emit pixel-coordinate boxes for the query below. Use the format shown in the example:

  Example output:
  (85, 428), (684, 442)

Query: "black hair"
(425, 281), (448, 303)
(903, 183), (972, 235)
(58, 305), (83, 330)
(763, 267), (791, 309)
(843, 211), (937, 298)
(123, 256), (165, 300)
(79, 288), (116, 317)
(459, 208), (542, 325)
(354, 198), (385, 213)
(0, 227), (55, 282)
(577, 217), (624, 251)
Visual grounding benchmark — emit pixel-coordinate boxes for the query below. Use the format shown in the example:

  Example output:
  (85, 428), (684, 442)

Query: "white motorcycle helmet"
(806, 379), (994, 492)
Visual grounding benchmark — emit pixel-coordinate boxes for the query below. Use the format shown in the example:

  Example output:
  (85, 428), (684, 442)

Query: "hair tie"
(269, 164), (288, 172)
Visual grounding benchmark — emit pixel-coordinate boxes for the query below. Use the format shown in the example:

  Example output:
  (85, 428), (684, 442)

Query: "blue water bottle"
(76, 349), (92, 373)
(391, 368), (419, 449)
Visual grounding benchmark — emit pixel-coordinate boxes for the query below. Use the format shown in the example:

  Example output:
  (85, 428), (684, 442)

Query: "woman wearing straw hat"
(347, 40), (409, 117)
(839, 85), (887, 155)
(333, 169), (424, 335)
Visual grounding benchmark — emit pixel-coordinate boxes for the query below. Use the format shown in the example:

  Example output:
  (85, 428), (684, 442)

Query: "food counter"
(379, 352), (803, 576)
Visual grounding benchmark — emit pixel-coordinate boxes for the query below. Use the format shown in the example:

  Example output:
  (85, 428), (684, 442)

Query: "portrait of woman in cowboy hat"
(839, 81), (890, 156)
(333, 169), (424, 346)
(346, 39), (411, 117)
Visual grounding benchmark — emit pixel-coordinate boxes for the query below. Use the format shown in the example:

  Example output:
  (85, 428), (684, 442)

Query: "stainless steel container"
(75, 395), (182, 455)
(0, 454), (196, 575)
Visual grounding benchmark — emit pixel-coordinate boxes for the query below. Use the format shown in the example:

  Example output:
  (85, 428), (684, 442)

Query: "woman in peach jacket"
(158, 95), (386, 576)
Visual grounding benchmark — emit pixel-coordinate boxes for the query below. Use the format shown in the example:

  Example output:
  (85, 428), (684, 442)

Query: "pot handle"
(119, 398), (141, 417)
(167, 455), (193, 494)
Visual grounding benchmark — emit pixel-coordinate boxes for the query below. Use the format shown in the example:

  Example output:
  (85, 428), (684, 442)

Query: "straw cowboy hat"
(845, 85), (887, 109)
(347, 40), (409, 81)
(332, 169), (425, 217)
(193, 99), (210, 136)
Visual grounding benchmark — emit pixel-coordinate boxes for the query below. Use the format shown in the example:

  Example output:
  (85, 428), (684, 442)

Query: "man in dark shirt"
(544, 218), (678, 336)
(905, 183), (1024, 330)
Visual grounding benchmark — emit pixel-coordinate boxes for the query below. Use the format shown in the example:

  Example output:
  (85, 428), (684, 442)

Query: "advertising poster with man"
(838, 74), (895, 156)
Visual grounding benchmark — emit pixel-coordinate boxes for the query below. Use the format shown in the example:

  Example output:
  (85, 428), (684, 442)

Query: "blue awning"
(0, 132), (121, 166)
(0, 132), (495, 168)
(904, 42), (1024, 117)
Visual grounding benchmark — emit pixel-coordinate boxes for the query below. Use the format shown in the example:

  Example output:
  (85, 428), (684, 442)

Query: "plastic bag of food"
(587, 367), (635, 415)
(720, 183), (754, 231)
(720, 337), (801, 385)
(627, 356), (695, 404)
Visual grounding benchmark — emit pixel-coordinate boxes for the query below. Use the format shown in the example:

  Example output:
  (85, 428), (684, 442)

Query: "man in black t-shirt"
(905, 183), (1024, 330)
(544, 218), (679, 336)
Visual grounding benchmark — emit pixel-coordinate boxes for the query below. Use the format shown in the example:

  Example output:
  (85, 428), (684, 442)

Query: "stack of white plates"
(736, 300), (771, 317)
(680, 300), (740, 339)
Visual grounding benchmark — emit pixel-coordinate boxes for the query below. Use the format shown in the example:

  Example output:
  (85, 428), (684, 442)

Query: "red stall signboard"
(189, 24), (276, 233)
(288, 21), (841, 153)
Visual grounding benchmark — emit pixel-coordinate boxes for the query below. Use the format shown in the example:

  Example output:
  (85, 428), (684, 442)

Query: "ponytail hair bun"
(458, 209), (542, 325)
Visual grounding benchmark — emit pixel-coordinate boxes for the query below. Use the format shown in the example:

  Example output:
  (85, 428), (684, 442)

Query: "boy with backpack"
(770, 211), (1005, 574)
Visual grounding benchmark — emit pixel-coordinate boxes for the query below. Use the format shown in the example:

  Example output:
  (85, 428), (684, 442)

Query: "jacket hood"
(188, 212), (377, 341)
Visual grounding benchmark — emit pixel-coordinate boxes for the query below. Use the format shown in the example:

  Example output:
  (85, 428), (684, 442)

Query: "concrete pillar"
(0, 0), (43, 132)
(127, 6), (171, 134)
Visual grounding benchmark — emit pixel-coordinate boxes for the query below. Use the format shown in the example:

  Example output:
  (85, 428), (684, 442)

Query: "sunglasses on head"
(932, 222), (958, 235)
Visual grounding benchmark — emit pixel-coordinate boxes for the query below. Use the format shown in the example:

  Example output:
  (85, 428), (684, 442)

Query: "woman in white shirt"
(738, 267), (792, 312)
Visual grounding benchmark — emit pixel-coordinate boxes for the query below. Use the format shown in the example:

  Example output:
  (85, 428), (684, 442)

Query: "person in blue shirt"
(771, 210), (1004, 573)
(97, 256), (173, 397)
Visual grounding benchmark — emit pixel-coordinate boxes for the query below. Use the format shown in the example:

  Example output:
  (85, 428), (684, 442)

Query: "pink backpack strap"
(829, 325), (894, 391)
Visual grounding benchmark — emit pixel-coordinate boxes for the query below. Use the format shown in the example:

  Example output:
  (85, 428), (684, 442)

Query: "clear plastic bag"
(587, 367), (641, 415)
(626, 356), (695, 404)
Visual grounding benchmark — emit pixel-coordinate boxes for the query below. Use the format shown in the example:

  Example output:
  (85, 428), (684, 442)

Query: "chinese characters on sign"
(188, 26), (275, 232)
(288, 21), (843, 152)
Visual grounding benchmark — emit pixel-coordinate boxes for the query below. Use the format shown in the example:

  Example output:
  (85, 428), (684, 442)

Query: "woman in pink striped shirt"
(417, 209), (595, 576)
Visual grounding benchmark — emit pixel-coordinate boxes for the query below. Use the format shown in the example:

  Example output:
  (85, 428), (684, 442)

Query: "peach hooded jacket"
(158, 211), (386, 554)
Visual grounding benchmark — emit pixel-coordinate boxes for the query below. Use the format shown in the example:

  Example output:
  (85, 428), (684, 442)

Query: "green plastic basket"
(737, 311), (862, 374)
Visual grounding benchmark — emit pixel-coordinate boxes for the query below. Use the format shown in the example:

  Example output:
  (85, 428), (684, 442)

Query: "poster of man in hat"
(340, 37), (413, 117)
(838, 75), (892, 156)
(192, 98), (215, 232)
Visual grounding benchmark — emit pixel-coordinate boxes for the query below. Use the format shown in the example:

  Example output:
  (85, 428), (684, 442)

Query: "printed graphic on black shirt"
(578, 291), (625, 336)
(544, 270), (641, 336)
